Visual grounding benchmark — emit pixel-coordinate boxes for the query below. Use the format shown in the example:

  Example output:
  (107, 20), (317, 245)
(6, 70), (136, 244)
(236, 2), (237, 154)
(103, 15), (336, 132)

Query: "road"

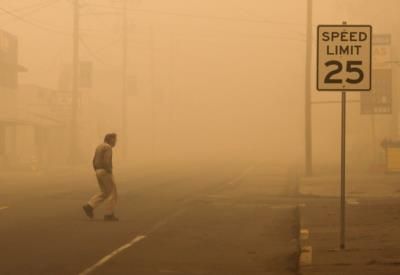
(0, 163), (299, 275)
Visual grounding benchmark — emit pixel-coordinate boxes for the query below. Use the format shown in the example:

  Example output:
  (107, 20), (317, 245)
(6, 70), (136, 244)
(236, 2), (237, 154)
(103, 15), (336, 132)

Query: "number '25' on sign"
(317, 25), (372, 91)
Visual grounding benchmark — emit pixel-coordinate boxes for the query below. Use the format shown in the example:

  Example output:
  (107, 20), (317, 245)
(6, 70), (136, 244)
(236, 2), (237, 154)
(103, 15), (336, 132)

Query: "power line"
(78, 3), (306, 40)
(86, 4), (305, 27)
(81, 11), (121, 16)
(1, 0), (64, 28)
(9, 0), (60, 14)
(79, 37), (115, 67)
(0, 7), (71, 36)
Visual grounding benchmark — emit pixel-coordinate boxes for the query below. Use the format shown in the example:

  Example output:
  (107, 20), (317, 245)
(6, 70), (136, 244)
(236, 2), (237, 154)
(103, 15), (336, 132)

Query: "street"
(0, 1), (399, 274)
(0, 163), (299, 275)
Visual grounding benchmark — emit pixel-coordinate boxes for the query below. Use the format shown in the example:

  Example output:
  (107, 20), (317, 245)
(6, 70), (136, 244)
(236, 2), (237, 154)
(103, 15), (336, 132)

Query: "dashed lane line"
(228, 166), (253, 185)
(78, 167), (253, 275)
(78, 235), (146, 275)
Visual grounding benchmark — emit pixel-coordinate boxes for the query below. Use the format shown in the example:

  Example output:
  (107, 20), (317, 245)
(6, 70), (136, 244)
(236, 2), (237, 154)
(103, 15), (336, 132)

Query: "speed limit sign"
(317, 25), (372, 91)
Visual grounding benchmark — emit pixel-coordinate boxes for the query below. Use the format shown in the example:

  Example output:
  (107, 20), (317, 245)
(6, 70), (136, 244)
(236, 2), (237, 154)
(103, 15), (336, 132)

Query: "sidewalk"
(298, 173), (400, 275)
(300, 173), (400, 198)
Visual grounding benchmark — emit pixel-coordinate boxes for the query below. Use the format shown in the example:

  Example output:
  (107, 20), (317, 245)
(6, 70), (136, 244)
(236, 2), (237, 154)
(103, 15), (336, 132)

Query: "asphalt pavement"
(0, 163), (299, 275)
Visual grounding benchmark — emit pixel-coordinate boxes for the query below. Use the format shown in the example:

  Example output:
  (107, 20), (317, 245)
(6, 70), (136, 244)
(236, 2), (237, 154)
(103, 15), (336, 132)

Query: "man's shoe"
(83, 204), (94, 219)
(104, 214), (119, 222)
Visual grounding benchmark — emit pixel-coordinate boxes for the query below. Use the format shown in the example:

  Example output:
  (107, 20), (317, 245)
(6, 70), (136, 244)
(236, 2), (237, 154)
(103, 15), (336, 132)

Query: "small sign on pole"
(361, 34), (392, 115)
(316, 23), (372, 250)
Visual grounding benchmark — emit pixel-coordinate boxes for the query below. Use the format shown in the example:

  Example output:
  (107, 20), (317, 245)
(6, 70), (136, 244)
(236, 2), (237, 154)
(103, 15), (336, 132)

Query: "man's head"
(104, 133), (117, 147)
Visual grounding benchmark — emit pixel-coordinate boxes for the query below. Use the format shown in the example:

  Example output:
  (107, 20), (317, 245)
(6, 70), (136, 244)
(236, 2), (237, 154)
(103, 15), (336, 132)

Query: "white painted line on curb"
(0, 206), (9, 211)
(300, 245), (313, 266)
(347, 199), (360, 205)
(300, 229), (310, 241)
(78, 235), (146, 275)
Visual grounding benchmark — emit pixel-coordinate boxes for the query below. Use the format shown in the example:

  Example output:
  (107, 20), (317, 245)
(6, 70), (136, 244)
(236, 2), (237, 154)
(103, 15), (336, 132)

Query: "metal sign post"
(317, 23), (372, 250)
(340, 91), (346, 250)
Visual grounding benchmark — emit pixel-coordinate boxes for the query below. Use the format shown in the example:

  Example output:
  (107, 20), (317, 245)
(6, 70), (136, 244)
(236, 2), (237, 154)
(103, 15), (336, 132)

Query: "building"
(0, 29), (27, 169)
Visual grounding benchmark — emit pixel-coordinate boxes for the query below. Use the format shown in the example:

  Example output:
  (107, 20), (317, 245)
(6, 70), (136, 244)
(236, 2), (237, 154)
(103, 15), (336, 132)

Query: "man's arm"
(103, 147), (113, 174)
(92, 152), (96, 170)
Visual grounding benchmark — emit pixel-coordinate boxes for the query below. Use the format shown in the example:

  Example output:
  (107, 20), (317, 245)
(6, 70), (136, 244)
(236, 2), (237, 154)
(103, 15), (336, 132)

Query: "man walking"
(83, 133), (119, 221)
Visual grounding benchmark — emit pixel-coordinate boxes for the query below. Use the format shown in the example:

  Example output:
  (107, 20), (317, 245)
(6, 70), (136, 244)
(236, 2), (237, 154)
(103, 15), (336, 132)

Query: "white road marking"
(146, 209), (186, 235)
(228, 166), (253, 185)
(79, 235), (146, 275)
(0, 206), (9, 211)
(79, 167), (251, 275)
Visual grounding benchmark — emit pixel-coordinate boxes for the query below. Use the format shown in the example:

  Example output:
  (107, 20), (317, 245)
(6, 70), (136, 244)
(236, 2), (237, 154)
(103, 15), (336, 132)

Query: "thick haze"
(1, 0), (399, 171)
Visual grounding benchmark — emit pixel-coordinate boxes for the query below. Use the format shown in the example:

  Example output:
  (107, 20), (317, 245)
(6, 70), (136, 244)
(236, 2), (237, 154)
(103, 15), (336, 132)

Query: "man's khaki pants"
(88, 169), (117, 215)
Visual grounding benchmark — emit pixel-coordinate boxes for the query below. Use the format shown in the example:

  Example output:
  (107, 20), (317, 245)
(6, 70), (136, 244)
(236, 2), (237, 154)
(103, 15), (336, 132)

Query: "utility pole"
(121, 0), (128, 158)
(150, 27), (156, 157)
(70, 0), (80, 164)
(305, 0), (313, 176)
